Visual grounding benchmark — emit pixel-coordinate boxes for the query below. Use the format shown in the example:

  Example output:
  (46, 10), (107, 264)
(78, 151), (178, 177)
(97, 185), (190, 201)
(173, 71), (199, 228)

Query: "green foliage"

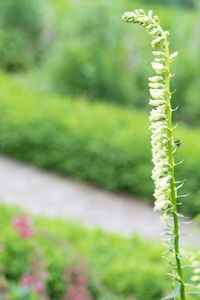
(46, 0), (133, 105)
(0, 0), (43, 34)
(0, 0), (44, 71)
(0, 29), (34, 71)
(0, 0), (198, 124)
(0, 0), (199, 125)
(0, 73), (199, 215)
(44, 0), (200, 125)
(0, 205), (170, 300)
(1, 233), (31, 280)
(140, 0), (196, 9)
(6, 285), (39, 300)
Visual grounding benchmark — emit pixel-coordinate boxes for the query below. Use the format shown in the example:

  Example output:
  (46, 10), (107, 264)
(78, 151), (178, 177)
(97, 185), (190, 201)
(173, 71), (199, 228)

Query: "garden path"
(0, 156), (199, 245)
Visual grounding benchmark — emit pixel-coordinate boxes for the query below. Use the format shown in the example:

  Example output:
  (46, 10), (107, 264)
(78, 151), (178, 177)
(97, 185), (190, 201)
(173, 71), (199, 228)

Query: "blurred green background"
(0, 0), (199, 214)
(0, 0), (200, 124)
(0, 0), (200, 299)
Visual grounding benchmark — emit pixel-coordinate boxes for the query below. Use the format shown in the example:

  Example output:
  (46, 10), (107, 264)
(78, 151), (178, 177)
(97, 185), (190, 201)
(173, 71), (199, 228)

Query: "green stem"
(164, 38), (185, 300)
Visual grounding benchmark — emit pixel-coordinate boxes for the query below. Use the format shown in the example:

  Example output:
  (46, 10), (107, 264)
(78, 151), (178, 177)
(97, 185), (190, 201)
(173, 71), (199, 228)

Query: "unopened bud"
(154, 15), (159, 22)
(169, 51), (178, 61)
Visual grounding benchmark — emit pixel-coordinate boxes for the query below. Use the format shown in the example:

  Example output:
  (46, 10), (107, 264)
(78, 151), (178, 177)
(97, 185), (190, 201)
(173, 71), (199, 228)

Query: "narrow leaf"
(183, 265), (200, 269)
(175, 182), (184, 190)
(180, 220), (193, 225)
(184, 283), (200, 289)
(177, 193), (190, 198)
(177, 255), (183, 261)
(185, 291), (200, 295)
(174, 283), (181, 297)
(162, 294), (175, 300)
(180, 233), (193, 238)
(162, 247), (173, 255)
(176, 213), (187, 218)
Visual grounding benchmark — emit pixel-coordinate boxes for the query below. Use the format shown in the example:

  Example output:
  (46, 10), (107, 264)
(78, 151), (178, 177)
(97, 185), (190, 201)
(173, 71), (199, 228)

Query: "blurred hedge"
(0, 73), (200, 215)
(0, 205), (171, 299)
(141, 0), (196, 8)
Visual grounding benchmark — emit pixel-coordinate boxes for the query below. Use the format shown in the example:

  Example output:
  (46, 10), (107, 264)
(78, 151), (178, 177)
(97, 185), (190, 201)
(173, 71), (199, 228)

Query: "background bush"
(0, 29), (34, 71)
(141, 0), (196, 8)
(0, 73), (200, 216)
(43, 0), (200, 125)
(46, 0), (133, 104)
(0, 0), (44, 71)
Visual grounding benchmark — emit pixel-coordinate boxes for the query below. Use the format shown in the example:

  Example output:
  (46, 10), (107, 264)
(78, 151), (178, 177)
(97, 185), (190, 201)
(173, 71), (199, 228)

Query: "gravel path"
(0, 156), (198, 245)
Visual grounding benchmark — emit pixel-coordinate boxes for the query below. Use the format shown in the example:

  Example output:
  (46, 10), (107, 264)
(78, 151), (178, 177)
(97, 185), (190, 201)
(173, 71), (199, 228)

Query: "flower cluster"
(13, 214), (33, 238)
(21, 270), (48, 297)
(63, 264), (93, 300)
(122, 9), (178, 223)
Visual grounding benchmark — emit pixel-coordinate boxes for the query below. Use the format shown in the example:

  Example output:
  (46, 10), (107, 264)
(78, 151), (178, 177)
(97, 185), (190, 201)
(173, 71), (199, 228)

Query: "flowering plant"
(13, 214), (34, 239)
(63, 264), (93, 300)
(122, 9), (199, 300)
(10, 214), (103, 300)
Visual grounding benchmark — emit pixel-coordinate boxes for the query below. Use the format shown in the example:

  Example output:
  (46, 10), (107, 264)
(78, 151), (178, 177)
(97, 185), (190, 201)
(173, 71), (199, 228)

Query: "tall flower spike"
(122, 9), (196, 300)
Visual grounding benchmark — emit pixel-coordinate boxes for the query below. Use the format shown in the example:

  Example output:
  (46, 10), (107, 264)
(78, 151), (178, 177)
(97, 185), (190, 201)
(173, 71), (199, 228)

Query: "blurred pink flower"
(0, 275), (8, 293)
(0, 243), (4, 252)
(21, 273), (33, 286)
(34, 277), (46, 294)
(21, 272), (47, 295)
(12, 214), (33, 238)
(63, 264), (93, 300)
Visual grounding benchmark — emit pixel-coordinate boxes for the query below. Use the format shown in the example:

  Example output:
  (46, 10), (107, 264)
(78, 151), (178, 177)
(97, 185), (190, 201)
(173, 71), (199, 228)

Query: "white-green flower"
(149, 106), (166, 121)
(150, 88), (165, 99)
(149, 75), (164, 82)
(152, 51), (165, 56)
(149, 121), (164, 129)
(191, 276), (200, 282)
(151, 62), (166, 74)
(154, 200), (171, 211)
(169, 51), (178, 61)
(160, 213), (170, 224)
(149, 82), (165, 89)
(149, 99), (165, 106)
(151, 36), (164, 48)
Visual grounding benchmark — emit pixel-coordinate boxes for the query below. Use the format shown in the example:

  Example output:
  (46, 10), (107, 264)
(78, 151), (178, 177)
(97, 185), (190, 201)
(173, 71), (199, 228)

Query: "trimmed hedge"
(0, 73), (200, 215)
